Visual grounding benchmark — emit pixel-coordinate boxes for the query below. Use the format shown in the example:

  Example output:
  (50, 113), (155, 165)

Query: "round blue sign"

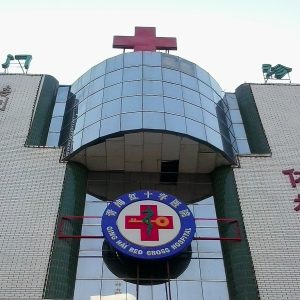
(102, 190), (196, 260)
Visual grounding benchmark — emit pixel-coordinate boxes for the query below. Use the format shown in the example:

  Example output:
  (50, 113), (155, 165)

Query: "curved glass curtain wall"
(61, 52), (237, 161)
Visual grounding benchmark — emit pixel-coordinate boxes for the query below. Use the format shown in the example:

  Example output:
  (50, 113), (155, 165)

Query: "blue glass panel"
(237, 139), (251, 154)
(49, 116), (63, 132)
(177, 281), (204, 300)
(91, 61), (106, 80)
(122, 96), (142, 113)
(202, 281), (229, 300)
(81, 70), (91, 88)
(186, 119), (206, 140)
(164, 97), (184, 116)
(230, 109), (243, 123)
(180, 58), (196, 76)
(182, 87), (201, 106)
(73, 280), (101, 300)
(233, 123), (246, 138)
(161, 54), (179, 70)
(72, 131), (82, 150)
(143, 112), (165, 129)
(181, 73), (198, 91)
(198, 80), (214, 101)
(143, 95), (164, 112)
(162, 68), (181, 84)
(163, 82), (182, 99)
(84, 105), (102, 127)
(46, 132), (60, 147)
(86, 90), (103, 110)
(143, 66), (162, 80)
(56, 86), (69, 103)
(123, 66), (142, 81)
(124, 52), (142, 67)
(100, 115), (120, 136)
(184, 102), (204, 122)
(205, 126), (224, 150)
(143, 80), (163, 95)
(201, 95), (217, 116)
(213, 91), (222, 104)
(82, 122), (100, 145)
(89, 76), (105, 95)
(78, 99), (87, 117)
(196, 66), (211, 85)
(106, 55), (123, 72)
(165, 113), (186, 133)
(52, 103), (66, 117)
(122, 81), (142, 97)
(105, 69), (123, 87)
(103, 83), (122, 102)
(203, 110), (220, 132)
(226, 93), (239, 109)
(74, 115), (85, 134)
(121, 112), (142, 131)
(102, 99), (121, 118)
(210, 76), (223, 97)
(143, 52), (161, 66)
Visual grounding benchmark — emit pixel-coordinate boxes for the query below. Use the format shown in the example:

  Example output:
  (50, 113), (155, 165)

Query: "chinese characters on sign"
(0, 85), (11, 111)
(282, 169), (300, 211)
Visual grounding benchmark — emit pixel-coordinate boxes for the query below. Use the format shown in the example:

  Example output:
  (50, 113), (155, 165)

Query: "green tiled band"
(212, 166), (259, 300)
(43, 162), (87, 299)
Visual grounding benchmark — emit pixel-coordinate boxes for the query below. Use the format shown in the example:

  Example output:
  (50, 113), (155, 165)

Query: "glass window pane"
(143, 80), (163, 95)
(230, 110), (243, 123)
(164, 97), (184, 116)
(100, 116), (120, 136)
(122, 81), (142, 97)
(77, 99), (87, 117)
(181, 73), (198, 91)
(196, 66), (211, 85)
(162, 68), (181, 84)
(143, 51), (161, 66)
(89, 76), (105, 95)
(237, 139), (251, 154)
(72, 131), (82, 150)
(184, 102), (203, 122)
(178, 259), (201, 280)
(102, 99), (121, 118)
(52, 102), (66, 117)
(163, 82), (182, 99)
(143, 66), (162, 80)
(73, 280), (101, 300)
(76, 257), (103, 279)
(103, 83), (122, 102)
(202, 281), (229, 300)
(203, 110), (219, 132)
(143, 112), (165, 129)
(122, 96), (142, 113)
(121, 112), (142, 131)
(165, 114), (186, 134)
(183, 87), (201, 106)
(56, 86), (69, 103)
(205, 126), (223, 150)
(186, 119), (206, 140)
(105, 69), (123, 87)
(82, 121), (100, 144)
(86, 90), (103, 110)
(143, 95), (164, 112)
(91, 61), (106, 80)
(201, 96), (217, 116)
(49, 117), (63, 132)
(106, 55), (123, 72)
(180, 59), (196, 76)
(46, 132), (60, 146)
(233, 123), (246, 138)
(226, 93), (239, 109)
(124, 52), (142, 67)
(74, 115), (85, 134)
(123, 66), (142, 81)
(162, 54), (179, 70)
(177, 281), (204, 300)
(84, 105), (102, 127)
(200, 259), (226, 280)
(198, 80), (214, 101)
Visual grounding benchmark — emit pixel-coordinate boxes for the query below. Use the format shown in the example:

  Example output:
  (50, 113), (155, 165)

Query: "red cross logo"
(125, 205), (174, 241)
(113, 26), (177, 52)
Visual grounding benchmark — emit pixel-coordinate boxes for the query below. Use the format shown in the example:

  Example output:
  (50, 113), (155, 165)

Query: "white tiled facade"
(0, 75), (66, 299)
(234, 84), (300, 300)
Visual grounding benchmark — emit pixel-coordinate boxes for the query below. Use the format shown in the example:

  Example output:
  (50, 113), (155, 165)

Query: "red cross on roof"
(113, 26), (177, 52)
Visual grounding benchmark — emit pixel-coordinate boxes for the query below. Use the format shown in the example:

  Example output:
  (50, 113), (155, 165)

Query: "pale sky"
(1, 0), (299, 91)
